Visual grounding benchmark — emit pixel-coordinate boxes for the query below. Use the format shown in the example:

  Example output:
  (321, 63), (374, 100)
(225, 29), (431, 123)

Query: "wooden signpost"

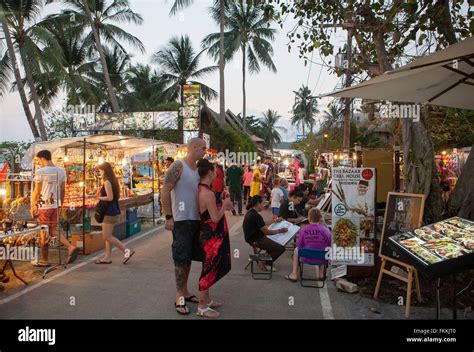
(374, 192), (426, 317)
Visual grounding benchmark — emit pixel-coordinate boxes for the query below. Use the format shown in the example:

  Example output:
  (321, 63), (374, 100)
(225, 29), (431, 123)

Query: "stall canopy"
(22, 134), (169, 167)
(321, 36), (474, 110)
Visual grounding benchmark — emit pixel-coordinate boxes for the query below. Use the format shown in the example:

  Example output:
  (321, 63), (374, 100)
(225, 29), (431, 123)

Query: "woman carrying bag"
(95, 162), (135, 264)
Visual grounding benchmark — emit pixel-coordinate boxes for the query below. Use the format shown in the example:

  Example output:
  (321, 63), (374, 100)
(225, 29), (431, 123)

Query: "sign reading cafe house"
(331, 168), (376, 266)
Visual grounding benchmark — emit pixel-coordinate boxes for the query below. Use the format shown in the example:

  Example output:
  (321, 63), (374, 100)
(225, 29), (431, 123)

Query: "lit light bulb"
(79, 181), (84, 187)
(64, 156), (69, 163)
(121, 158), (127, 166)
(353, 154), (357, 160)
(441, 151), (447, 156)
(0, 189), (6, 195)
(98, 157), (104, 165)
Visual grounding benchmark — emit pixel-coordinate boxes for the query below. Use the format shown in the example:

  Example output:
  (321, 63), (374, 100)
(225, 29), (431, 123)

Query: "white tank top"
(171, 159), (200, 221)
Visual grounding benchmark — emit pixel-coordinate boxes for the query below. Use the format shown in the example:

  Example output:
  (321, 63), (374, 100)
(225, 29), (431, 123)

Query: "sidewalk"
(0, 210), (466, 319)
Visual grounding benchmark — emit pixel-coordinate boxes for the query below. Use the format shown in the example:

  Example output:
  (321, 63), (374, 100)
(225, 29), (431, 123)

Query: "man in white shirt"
(30, 150), (79, 266)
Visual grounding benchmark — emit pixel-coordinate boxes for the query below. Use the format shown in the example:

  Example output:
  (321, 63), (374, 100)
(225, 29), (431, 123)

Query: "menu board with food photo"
(132, 112), (154, 130)
(73, 113), (95, 131)
(181, 84), (201, 136)
(331, 168), (376, 266)
(183, 118), (199, 131)
(389, 217), (474, 267)
(95, 112), (123, 130)
(154, 111), (178, 130)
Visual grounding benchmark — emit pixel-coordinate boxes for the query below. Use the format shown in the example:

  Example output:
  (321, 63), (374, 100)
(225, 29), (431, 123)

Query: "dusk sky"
(0, 0), (346, 142)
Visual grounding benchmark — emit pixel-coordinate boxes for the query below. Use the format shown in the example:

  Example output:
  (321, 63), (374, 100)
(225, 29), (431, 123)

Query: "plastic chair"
(298, 248), (328, 288)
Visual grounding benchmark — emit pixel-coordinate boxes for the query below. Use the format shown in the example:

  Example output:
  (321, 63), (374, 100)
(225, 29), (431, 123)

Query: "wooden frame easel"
(374, 192), (425, 318)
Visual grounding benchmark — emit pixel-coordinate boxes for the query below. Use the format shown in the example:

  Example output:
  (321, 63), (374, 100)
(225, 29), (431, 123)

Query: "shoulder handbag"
(94, 200), (110, 224)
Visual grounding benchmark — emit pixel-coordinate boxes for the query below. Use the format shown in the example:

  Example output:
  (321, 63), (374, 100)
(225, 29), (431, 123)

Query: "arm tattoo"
(164, 161), (183, 188)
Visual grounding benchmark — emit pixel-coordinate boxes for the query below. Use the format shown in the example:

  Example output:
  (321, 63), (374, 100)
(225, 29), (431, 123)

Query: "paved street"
(0, 210), (464, 320)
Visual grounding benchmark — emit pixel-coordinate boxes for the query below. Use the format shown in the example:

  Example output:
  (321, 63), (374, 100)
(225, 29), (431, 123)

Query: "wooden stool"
(374, 256), (422, 318)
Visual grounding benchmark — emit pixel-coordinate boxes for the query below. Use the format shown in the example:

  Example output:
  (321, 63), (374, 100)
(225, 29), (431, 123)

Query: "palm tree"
(259, 109), (287, 153)
(37, 15), (103, 107)
(123, 64), (167, 111)
(48, 0), (145, 112)
(292, 85), (319, 135)
(170, 0), (227, 126)
(0, 39), (10, 99)
(0, 0), (64, 140)
(321, 103), (344, 130)
(202, 0), (277, 132)
(1, 9), (41, 139)
(91, 46), (131, 111)
(152, 35), (218, 102)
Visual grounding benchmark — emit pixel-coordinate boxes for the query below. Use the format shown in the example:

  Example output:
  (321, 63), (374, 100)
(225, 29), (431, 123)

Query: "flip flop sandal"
(95, 259), (112, 264)
(175, 303), (190, 315)
(67, 247), (80, 264)
(196, 306), (220, 319)
(123, 249), (135, 264)
(185, 295), (199, 304)
(284, 275), (298, 283)
(207, 300), (223, 309)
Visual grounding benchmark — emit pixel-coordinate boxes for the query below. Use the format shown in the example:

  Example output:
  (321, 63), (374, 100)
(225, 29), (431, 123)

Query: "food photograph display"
(388, 217), (474, 276)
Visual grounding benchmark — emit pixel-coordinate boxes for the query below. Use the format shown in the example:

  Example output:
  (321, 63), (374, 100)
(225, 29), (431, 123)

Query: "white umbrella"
(322, 36), (474, 110)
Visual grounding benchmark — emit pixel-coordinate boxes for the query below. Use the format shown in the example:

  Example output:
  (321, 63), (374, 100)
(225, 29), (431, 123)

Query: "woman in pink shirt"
(243, 166), (253, 204)
(285, 208), (331, 282)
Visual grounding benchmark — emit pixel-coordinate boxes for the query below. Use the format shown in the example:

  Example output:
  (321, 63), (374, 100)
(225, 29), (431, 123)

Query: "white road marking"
(319, 283), (335, 319)
(0, 225), (164, 305)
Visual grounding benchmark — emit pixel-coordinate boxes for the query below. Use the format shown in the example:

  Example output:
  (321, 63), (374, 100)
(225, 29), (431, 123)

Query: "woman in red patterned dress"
(196, 159), (233, 318)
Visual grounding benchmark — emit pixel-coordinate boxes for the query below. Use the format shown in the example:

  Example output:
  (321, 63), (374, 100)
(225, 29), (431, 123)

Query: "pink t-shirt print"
(243, 172), (253, 187)
(296, 224), (331, 264)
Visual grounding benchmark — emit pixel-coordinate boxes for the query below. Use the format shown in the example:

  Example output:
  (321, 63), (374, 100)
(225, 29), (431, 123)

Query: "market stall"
(23, 135), (169, 254)
(0, 173), (47, 284)
(388, 216), (474, 319)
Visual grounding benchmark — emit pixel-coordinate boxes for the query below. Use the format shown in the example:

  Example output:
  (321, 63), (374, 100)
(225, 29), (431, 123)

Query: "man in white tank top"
(161, 137), (207, 315)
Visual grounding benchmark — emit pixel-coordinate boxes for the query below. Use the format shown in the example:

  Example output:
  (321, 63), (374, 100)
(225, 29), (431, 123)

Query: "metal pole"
(82, 138), (86, 255)
(394, 144), (401, 191)
(152, 144), (156, 225)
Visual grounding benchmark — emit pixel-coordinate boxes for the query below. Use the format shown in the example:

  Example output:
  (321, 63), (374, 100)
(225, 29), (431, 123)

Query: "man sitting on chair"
(284, 208), (331, 282)
(243, 195), (288, 272)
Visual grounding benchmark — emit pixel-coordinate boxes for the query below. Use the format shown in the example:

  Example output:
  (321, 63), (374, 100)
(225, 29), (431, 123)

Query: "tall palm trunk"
(219, 0), (225, 126)
(83, 0), (120, 112)
(242, 44), (246, 133)
(21, 51), (48, 140)
(0, 10), (41, 140)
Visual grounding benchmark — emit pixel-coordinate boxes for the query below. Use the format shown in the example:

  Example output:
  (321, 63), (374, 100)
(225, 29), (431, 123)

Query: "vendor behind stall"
(130, 166), (147, 188)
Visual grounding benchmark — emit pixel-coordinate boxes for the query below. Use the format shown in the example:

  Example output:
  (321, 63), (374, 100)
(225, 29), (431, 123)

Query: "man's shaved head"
(187, 137), (207, 161)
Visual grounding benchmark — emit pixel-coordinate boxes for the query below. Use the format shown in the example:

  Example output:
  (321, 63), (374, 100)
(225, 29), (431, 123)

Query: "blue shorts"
(272, 207), (280, 216)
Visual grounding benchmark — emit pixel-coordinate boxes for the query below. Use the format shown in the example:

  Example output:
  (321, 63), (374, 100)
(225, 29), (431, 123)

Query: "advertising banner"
(331, 168), (376, 266)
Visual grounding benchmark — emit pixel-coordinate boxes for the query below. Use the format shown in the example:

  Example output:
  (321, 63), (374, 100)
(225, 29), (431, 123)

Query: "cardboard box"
(71, 231), (104, 255)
